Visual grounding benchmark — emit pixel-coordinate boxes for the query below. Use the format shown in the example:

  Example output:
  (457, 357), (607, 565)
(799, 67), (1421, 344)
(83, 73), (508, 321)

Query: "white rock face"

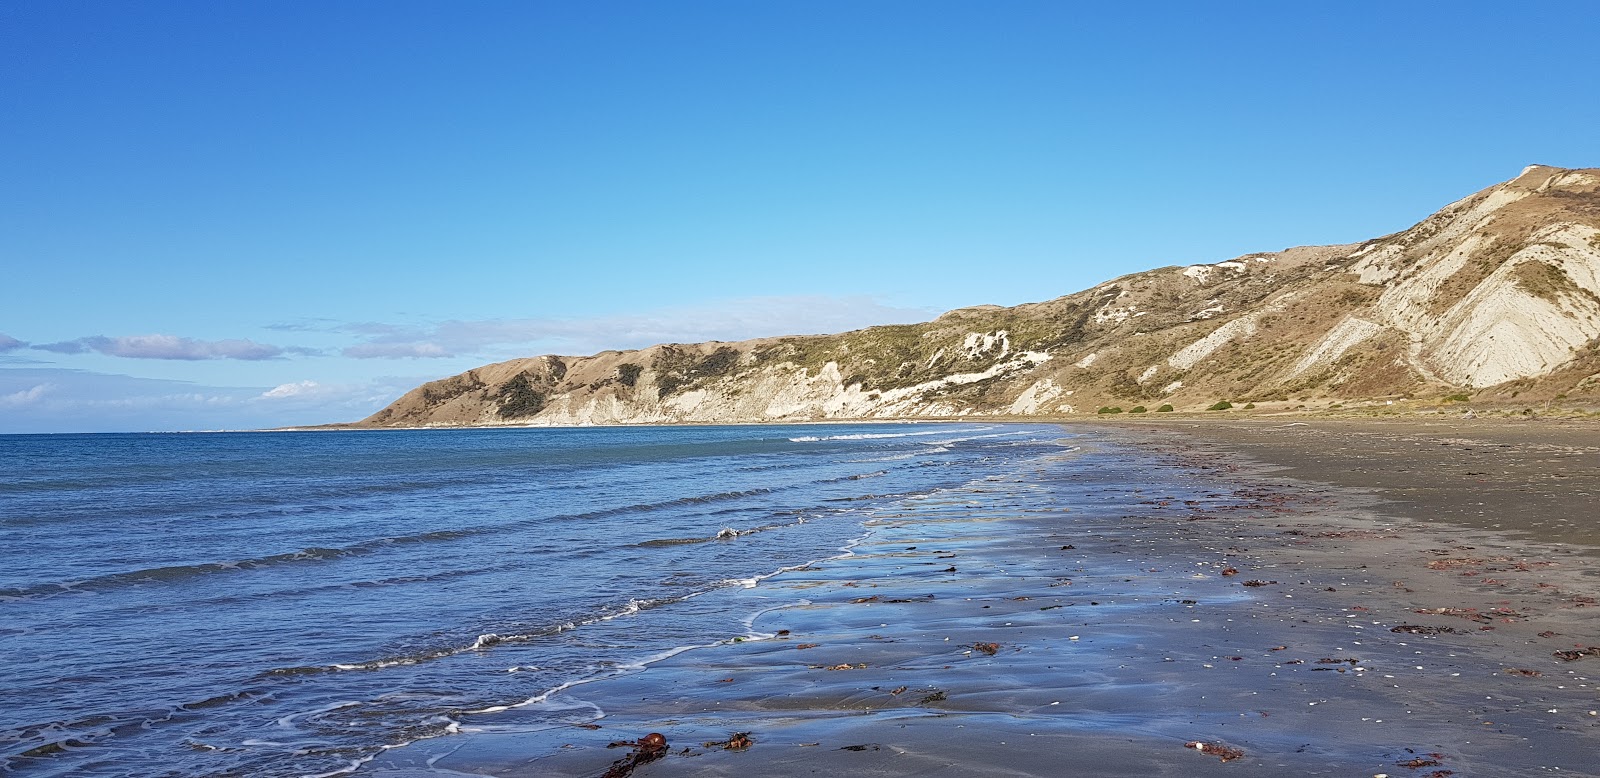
(1358, 215), (1600, 387)
(527, 349), (1061, 426)
(1428, 245), (1600, 387)
(1369, 233), (1494, 335)
(1290, 317), (1384, 378)
(963, 330), (1011, 359)
(1007, 378), (1064, 415)
(1352, 188), (1529, 285)
(1168, 314), (1261, 370)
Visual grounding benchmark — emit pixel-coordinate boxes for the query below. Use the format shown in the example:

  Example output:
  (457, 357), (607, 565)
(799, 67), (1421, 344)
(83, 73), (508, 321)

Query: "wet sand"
(369, 421), (1600, 777)
(1121, 417), (1600, 550)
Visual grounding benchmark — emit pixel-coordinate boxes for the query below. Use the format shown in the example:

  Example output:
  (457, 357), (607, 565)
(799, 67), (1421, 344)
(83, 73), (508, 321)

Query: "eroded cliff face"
(357, 165), (1600, 428)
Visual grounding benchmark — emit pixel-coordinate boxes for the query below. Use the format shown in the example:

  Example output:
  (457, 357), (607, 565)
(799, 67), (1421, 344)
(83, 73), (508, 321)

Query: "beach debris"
(776, 629), (791, 636)
(887, 685), (908, 695)
(601, 733), (668, 778)
(1390, 625), (1463, 635)
(1503, 668), (1543, 677)
(1552, 646), (1600, 661)
(794, 643), (820, 650)
(1185, 740), (1245, 761)
(839, 743), (880, 752)
(1425, 557), (1497, 571)
(1060, 544), (1076, 550)
(824, 663), (867, 671)
(1396, 757), (1442, 768)
(703, 732), (754, 751)
(716, 677), (734, 683)
(919, 689), (948, 704)
(1221, 567), (1240, 576)
(1414, 607), (1492, 623)
(941, 566), (958, 572)
(972, 642), (1001, 655)
(851, 593), (934, 604)
(1241, 579), (1276, 587)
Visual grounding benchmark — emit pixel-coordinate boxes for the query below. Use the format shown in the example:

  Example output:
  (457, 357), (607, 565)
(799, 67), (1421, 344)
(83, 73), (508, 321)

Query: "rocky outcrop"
(356, 165), (1600, 427)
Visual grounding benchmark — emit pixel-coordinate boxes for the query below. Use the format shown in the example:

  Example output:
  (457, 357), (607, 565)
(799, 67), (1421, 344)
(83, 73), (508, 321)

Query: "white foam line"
(922, 430), (1036, 446)
(275, 700), (362, 729)
(789, 425), (997, 443)
(849, 452), (918, 462)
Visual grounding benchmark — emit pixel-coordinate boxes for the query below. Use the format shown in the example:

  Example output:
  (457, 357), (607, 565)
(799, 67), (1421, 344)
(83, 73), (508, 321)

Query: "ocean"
(0, 422), (1073, 777)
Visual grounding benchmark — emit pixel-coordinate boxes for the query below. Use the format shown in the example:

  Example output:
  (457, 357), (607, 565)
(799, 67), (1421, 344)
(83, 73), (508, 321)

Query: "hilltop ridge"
(354, 165), (1600, 427)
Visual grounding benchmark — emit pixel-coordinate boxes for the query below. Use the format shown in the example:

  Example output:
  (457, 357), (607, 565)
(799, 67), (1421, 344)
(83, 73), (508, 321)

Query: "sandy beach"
(369, 419), (1600, 777)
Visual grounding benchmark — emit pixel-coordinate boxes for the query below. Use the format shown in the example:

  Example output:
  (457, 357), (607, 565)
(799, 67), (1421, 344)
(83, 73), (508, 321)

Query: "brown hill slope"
(356, 165), (1600, 427)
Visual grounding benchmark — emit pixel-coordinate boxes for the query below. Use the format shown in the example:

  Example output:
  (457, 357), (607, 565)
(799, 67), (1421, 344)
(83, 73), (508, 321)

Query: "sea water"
(0, 423), (1071, 777)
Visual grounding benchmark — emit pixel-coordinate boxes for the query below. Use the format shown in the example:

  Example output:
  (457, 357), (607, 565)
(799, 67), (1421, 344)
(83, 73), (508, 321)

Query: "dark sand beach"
(370, 420), (1600, 777)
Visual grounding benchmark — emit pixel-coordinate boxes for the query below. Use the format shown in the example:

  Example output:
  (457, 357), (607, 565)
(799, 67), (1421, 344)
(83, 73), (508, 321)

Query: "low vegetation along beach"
(368, 417), (1600, 778)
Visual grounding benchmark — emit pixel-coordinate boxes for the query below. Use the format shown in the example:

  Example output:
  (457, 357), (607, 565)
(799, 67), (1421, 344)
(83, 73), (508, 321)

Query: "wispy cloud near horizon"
(328, 295), (937, 360)
(32, 334), (294, 361)
(0, 367), (427, 433)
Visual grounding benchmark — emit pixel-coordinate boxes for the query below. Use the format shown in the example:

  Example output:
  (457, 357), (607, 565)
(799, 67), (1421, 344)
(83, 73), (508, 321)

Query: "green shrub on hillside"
(1156, 404), (1174, 412)
(1207, 400), (1233, 411)
(1129, 406), (1148, 413)
(1097, 406), (1124, 414)
(495, 373), (547, 419)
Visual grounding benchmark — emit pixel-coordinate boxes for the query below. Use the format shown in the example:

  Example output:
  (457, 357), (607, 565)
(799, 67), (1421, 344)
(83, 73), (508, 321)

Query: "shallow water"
(0, 423), (1068, 777)
(372, 429), (1600, 778)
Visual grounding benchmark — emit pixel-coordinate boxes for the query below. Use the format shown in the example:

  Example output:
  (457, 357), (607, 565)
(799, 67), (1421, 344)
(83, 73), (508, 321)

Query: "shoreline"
(290, 408), (1600, 434)
(368, 421), (1600, 777)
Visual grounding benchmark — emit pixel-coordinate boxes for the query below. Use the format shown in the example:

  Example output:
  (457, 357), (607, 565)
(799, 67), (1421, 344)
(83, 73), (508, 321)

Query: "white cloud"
(0, 383), (51, 407)
(35, 334), (286, 361)
(343, 342), (454, 359)
(262, 380), (323, 398)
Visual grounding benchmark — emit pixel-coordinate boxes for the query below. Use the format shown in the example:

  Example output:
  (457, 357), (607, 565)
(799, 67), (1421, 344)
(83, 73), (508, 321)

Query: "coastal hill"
(355, 165), (1600, 427)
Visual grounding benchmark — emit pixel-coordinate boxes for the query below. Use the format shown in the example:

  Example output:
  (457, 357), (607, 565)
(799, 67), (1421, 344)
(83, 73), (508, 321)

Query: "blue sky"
(3, 1), (1597, 433)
